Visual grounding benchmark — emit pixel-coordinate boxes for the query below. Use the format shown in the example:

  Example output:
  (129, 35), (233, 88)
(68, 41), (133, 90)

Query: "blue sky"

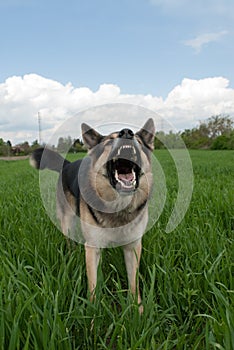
(0, 0), (234, 144)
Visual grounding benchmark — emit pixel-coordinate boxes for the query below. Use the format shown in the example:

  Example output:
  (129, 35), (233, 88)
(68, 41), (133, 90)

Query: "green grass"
(0, 150), (233, 349)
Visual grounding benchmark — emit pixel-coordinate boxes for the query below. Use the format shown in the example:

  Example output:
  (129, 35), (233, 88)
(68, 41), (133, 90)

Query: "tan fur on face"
(92, 144), (117, 202)
(83, 133), (153, 219)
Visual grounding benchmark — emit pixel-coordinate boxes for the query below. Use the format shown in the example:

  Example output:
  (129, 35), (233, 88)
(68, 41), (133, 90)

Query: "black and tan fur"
(30, 118), (155, 312)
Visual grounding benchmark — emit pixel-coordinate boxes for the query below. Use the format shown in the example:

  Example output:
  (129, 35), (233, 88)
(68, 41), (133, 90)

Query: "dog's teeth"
(118, 145), (136, 151)
(132, 169), (136, 181)
(116, 145), (137, 158)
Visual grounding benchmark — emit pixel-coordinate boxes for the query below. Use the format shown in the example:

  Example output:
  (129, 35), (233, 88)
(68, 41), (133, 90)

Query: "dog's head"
(81, 119), (155, 197)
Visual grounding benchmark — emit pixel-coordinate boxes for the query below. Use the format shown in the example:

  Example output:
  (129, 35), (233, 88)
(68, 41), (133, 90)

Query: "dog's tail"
(30, 147), (70, 172)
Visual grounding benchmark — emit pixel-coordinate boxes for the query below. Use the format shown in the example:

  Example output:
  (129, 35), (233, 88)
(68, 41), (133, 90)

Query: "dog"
(30, 118), (155, 312)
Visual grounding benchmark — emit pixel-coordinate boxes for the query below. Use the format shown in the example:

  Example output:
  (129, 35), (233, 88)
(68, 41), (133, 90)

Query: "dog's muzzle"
(106, 129), (141, 194)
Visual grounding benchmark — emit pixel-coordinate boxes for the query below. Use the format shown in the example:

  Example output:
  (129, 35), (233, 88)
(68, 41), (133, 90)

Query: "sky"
(0, 0), (234, 144)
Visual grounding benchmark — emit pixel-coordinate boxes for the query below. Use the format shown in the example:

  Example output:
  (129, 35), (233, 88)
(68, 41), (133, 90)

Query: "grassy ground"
(0, 150), (233, 349)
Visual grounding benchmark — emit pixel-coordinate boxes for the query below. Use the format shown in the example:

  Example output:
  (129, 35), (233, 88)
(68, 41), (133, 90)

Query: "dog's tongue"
(118, 173), (134, 182)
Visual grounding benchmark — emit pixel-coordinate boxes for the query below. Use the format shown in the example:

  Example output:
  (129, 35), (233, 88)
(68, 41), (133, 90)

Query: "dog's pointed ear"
(81, 123), (103, 150)
(136, 118), (155, 151)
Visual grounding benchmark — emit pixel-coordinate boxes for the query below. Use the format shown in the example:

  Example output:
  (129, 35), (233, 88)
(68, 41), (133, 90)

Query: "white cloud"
(164, 77), (234, 127)
(0, 74), (234, 144)
(184, 31), (228, 53)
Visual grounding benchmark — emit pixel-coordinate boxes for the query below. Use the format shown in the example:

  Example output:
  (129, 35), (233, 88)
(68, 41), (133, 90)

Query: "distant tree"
(6, 140), (11, 156)
(207, 115), (233, 139)
(6, 140), (12, 148)
(72, 138), (84, 152)
(57, 137), (66, 153)
(165, 130), (184, 148)
(181, 129), (192, 148)
(67, 136), (73, 151)
(0, 138), (11, 156)
(21, 141), (30, 155)
(31, 140), (40, 151)
(57, 136), (73, 153)
(211, 130), (234, 150)
(181, 115), (233, 149)
(229, 130), (234, 149)
(198, 122), (209, 138)
(211, 135), (229, 150)
(0, 144), (7, 156)
(154, 131), (165, 149)
(154, 131), (184, 149)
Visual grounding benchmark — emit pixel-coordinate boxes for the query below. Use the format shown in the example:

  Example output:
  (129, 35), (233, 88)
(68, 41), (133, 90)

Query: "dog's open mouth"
(107, 144), (141, 194)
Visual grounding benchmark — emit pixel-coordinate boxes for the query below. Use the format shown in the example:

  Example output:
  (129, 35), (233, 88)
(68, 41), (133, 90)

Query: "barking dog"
(30, 118), (155, 312)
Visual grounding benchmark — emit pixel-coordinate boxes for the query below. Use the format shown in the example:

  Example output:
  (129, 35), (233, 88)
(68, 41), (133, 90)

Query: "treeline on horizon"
(155, 115), (234, 150)
(0, 115), (233, 156)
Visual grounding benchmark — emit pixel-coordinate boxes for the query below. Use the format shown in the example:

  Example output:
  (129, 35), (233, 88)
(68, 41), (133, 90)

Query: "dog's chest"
(82, 206), (148, 248)
(94, 207), (139, 227)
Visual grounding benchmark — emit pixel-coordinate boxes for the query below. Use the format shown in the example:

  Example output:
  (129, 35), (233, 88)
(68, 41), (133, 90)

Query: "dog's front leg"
(123, 239), (143, 314)
(85, 244), (101, 301)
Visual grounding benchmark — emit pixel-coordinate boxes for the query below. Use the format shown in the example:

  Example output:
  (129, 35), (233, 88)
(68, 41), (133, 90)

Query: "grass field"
(0, 150), (233, 349)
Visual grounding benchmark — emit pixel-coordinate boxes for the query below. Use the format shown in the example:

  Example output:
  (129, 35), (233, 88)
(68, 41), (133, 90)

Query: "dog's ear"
(81, 123), (103, 149)
(136, 118), (155, 151)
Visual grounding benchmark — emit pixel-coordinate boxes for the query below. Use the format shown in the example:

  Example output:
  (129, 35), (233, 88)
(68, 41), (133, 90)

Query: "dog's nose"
(118, 128), (134, 139)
